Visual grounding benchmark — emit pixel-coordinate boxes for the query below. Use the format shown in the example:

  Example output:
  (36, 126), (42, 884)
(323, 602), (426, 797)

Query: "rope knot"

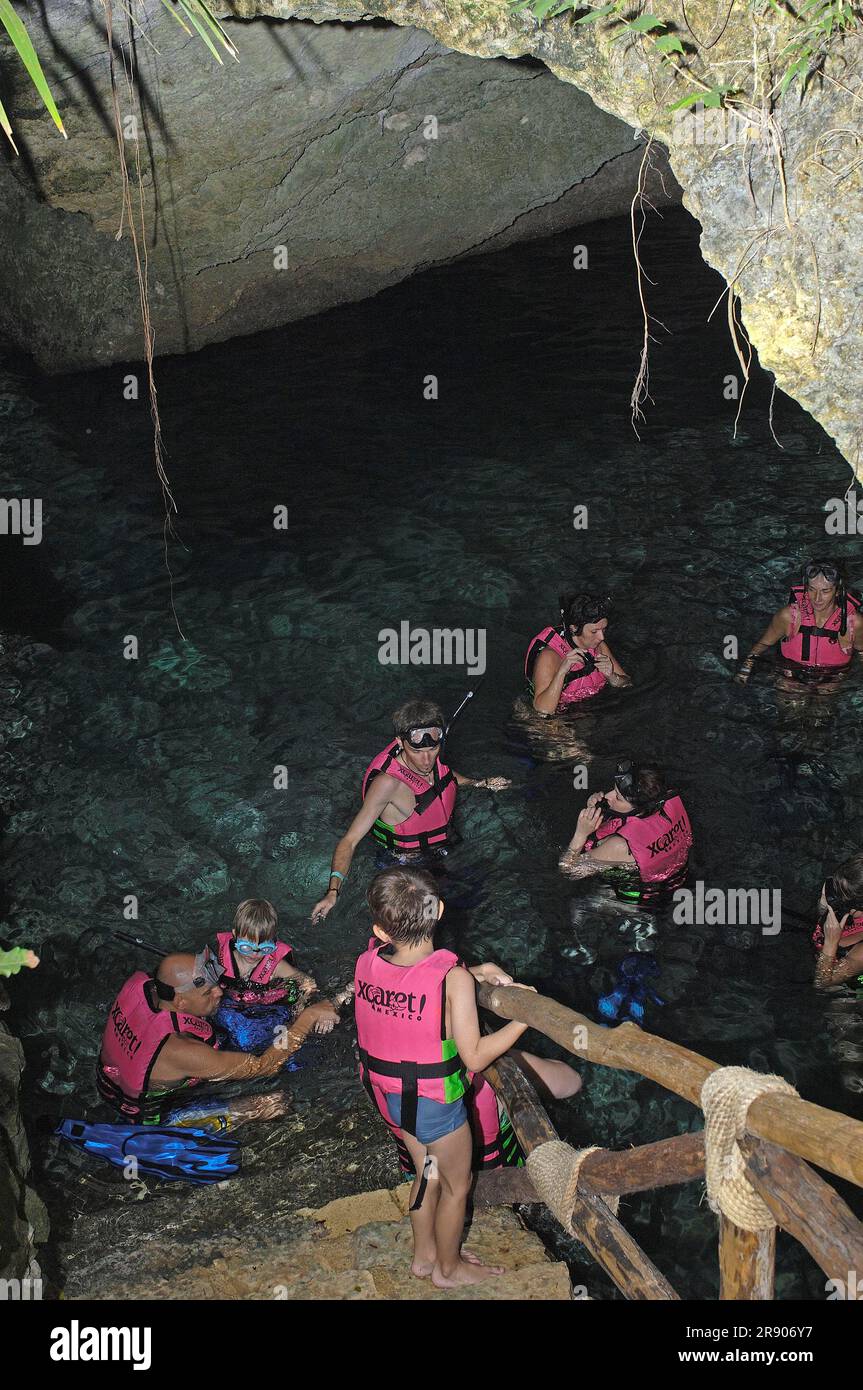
(525, 1139), (618, 1234)
(701, 1066), (798, 1231)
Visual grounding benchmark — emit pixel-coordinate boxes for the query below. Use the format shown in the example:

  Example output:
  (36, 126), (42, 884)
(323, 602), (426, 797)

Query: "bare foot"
(413, 1247), (483, 1278)
(432, 1256), (505, 1288)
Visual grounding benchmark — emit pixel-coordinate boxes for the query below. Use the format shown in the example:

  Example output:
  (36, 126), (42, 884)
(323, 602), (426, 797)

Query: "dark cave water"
(2, 206), (862, 1300)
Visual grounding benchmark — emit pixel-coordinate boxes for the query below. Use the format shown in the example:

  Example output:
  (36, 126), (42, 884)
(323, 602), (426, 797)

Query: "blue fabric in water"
(597, 953), (664, 1023)
(56, 1118), (240, 1184)
(214, 1000), (305, 1064)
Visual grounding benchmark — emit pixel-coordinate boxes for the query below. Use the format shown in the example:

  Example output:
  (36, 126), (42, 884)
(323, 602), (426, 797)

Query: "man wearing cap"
(311, 697), (511, 924)
(98, 946), (338, 1125)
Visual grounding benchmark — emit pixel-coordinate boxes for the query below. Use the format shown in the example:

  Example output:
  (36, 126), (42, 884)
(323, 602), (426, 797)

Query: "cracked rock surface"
(0, 3), (676, 373)
(231, 0), (863, 474)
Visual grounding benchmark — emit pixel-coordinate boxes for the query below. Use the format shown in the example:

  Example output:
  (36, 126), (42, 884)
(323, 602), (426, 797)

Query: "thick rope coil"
(526, 1140), (619, 1235)
(701, 1066), (798, 1231)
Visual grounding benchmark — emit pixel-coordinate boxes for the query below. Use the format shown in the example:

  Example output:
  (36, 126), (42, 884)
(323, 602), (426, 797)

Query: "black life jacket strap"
(410, 1154), (435, 1212)
(357, 1047), (463, 1081)
(798, 623), (838, 663)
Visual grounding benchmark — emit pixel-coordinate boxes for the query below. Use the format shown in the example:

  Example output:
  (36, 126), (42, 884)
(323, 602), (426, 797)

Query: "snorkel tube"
(113, 930), (167, 959)
(442, 676), (485, 753)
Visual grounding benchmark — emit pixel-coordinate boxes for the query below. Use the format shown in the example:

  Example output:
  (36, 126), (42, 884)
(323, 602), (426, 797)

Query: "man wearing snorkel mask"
(559, 759), (692, 905)
(736, 559), (863, 688)
(310, 698), (511, 924)
(813, 854), (863, 990)
(98, 946), (337, 1126)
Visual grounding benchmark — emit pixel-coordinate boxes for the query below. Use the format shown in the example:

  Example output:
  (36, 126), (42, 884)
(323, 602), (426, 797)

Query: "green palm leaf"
(0, 0), (66, 144)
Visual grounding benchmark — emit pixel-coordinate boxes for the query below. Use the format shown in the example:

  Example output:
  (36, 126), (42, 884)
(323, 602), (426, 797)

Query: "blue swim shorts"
(385, 1092), (468, 1144)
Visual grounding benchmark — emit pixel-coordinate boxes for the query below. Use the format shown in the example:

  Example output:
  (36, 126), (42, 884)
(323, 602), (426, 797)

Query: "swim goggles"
(400, 725), (444, 749)
(803, 560), (840, 585)
(191, 946), (226, 989)
(613, 759), (638, 801)
(234, 938), (278, 957)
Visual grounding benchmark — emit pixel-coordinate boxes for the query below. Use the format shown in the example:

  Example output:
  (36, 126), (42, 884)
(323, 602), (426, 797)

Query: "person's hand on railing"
(470, 962), (514, 986)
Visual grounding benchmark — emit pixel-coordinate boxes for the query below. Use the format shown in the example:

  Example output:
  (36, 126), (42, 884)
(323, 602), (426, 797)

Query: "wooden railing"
(476, 984), (863, 1301)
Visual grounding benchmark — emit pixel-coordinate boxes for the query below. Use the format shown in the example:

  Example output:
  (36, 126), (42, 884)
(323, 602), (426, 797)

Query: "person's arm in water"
(558, 803), (635, 879)
(152, 1001), (337, 1084)
(274, 958), (318, 996)
(594, 642), (630, 688)
(447, 966), (533, 1071)
(272, 960), (342, 1031)
(814, 909), (863, 989)
(531, 645), (591, 715)
(735, 607), (793, 685)
(453, 770), (511, 791)
(310, 776), (397, 923)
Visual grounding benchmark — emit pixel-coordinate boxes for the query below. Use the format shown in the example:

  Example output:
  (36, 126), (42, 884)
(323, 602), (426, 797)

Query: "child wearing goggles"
(212, 900), (340, 1051)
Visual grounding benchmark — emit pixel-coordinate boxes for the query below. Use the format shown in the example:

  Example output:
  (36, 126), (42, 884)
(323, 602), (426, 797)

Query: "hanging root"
(101, 0), (184, 637)
(629, 135), (670, 438)
(707, 229), (772, 441)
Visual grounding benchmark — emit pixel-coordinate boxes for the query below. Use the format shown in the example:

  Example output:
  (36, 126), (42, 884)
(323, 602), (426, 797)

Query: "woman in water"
(559, 760), (692, 906)
(813, 853), (863, 990)
(524, 593), (630, 715)
(736, 559), (862, 692)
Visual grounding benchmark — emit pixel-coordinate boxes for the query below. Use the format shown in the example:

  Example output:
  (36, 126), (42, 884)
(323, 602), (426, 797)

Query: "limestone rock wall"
(232, 0), (862, 474)
(0, 3), (677, 373)
(0, 998), (48, 1287)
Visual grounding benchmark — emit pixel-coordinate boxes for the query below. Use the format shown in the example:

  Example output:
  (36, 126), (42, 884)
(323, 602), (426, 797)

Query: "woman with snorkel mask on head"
(736, 558), (863, 694)
(813, 854), (863, 991)
(525, 593), (630, 716)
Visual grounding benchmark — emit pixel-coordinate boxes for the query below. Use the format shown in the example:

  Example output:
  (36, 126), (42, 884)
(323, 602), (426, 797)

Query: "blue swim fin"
(56, 1119), (240, 1185)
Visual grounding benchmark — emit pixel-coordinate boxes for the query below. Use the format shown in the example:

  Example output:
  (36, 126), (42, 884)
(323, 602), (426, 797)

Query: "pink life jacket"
(524, 627), (607, 707)
(587, 793), (692, 901)
(780, 586), (860, 670)
(97, 971), (220, 1120)
(361, 742), (457, 853)
(812, 909), (863, 951)
(215, 932), (294, 1006)
(354, 940), (521, 1182)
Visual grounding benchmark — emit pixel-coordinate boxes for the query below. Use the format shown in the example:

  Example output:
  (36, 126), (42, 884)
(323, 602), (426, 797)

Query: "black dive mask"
(613, 759), (639, 802)
(400, 724), (444, 750)
(822, 875), (856, 920)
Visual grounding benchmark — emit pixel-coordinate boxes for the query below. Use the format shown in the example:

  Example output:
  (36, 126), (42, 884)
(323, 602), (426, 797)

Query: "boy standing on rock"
(354, 866), (578, 1289)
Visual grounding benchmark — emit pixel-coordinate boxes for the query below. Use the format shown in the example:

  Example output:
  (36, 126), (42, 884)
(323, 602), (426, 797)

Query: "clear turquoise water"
(2, 206), (861, 1299)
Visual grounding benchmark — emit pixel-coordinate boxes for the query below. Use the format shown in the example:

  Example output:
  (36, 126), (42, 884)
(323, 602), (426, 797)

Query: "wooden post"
(741, 1137), (863, 1283)
(481, 1050), (680, 1299)
(570, 1188), (680, 1300)
(474, 1132), (706, 1208)
(719, 1216), (775, 1300)
(579, 1133), (705, 1197)
(482, 1051), (558, 1149)
(478, 983), (863, 1189)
